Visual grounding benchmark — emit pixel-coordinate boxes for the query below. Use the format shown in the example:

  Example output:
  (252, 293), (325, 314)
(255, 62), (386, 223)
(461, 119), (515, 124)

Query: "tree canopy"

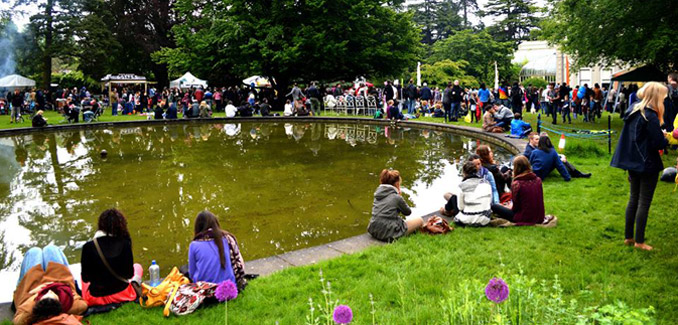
(155, 0), (422, 93)
(542, 0), (678, 71)
(482, 0), (539, 45)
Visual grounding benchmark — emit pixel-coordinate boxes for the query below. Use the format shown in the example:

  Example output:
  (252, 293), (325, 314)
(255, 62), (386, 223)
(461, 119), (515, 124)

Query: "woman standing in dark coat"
(610, 82), (668, 251)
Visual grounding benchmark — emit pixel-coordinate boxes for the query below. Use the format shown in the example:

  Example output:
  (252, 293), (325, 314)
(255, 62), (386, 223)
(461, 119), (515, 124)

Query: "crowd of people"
(12, 209), (246, 324)
(368, 79), (677, 253)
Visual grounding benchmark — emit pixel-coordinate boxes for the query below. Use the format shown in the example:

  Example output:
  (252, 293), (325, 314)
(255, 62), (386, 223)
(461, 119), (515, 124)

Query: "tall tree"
(410, 0), (463, 44)
(457, 0), (479, 28)
(542, 0), (678, 71)
(428, 30), (515, 84)
(156, 0), (421, 107)
(482, 0), (539, 45)
(17, 0), (80, 89)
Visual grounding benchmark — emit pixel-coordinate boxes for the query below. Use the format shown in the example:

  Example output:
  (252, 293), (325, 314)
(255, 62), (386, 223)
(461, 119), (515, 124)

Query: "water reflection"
(0, 122), (511, 271)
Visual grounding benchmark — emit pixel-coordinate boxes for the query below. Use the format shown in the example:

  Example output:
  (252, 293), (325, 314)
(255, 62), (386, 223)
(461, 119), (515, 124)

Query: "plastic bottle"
(149, 260), (160, 286)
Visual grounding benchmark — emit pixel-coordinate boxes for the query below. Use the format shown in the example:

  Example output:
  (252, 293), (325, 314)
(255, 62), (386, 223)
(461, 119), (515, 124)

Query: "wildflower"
(215, 280), (238, 302)
(485, 277), (509, 304)
(333, 305), (353, 324)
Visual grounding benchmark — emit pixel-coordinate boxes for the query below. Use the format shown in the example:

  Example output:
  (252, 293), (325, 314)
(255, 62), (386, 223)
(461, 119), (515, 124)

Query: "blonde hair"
(633, 82), (667, 124)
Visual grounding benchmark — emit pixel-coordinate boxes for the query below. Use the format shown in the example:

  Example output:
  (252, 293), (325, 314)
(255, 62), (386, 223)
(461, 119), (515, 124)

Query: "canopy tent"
(0, 74), (36, 89)
(101, 73), (151, 102)
(607, 66), (667, 113)
(169, 72), (207, 89)
(243, 76), (274, 88)
(611, 65), (666, 82)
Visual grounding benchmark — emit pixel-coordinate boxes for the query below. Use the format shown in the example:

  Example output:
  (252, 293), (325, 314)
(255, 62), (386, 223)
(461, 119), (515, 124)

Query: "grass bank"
(3, 110), (677, 324)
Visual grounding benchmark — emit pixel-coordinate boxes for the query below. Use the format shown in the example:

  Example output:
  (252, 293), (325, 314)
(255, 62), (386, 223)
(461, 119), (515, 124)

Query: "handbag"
(139, 266), (189, 315)
(168, 282), (218, 316)
(421, 216), (452, 235)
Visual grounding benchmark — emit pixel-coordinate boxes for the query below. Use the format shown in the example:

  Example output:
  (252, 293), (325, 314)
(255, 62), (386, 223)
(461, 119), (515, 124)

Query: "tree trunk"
(42, 0), (54, 90)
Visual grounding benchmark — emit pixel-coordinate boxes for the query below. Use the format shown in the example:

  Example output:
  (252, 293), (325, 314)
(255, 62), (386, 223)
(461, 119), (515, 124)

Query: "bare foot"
(439, 207), (451, 217)
(634, 243), (653, 251)
(624, 239), (635, 246)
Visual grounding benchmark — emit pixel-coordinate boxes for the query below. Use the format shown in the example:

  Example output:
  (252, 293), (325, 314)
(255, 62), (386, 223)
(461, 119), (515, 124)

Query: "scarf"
(35, 283), (73, 313)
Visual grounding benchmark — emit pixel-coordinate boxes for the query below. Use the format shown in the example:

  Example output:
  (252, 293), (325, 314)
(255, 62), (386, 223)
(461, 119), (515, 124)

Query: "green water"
(0, 121), (511, 271)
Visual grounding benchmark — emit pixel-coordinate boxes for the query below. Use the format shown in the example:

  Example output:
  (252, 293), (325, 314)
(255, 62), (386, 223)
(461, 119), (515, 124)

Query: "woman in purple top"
(188, 211), (248, 290)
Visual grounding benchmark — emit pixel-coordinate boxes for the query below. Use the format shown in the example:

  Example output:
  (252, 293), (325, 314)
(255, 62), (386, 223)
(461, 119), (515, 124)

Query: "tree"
(457, 0), (479, 28)
(414, 59), (478, 88)
(428, 30), (514, 85)
(410, 0), (463, 44)
(482, 0), (539, 45)
(72, 0), (122, 80)
(542, 0), (678, 71)
(156, 0), (421, 107)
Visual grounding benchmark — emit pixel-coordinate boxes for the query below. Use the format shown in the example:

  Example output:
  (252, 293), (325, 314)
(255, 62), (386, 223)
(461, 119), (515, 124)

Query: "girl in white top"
(283, 99), (293, 116)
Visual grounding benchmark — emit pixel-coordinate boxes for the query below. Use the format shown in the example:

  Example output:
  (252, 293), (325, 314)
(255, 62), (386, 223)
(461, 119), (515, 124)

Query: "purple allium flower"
(333, 305), (353, 324)
(485, 277), (509, 304)
(215, 280), (238, 302)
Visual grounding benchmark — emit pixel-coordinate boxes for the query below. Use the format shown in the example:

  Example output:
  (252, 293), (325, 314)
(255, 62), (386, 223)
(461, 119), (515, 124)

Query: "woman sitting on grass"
(368, 169), (423, 242)
(528, 135), (571, 182)
(491, 156), (554, 226)
(440, 161), (493, 227)
(476, 145), (511, 198)
(13, 245), (87, 325)
(81, 209), (143, 306)
(189, 211), (247, 291)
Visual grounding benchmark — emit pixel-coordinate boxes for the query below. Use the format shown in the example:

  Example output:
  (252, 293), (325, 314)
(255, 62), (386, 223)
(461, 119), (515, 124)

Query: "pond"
(0, 121), (512, 272)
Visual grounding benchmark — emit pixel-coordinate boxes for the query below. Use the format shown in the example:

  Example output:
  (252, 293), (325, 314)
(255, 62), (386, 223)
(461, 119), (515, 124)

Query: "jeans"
(18, 244), (69, 285)
(562, 108), (571, 123)
(625, 171), (659, 243)
(491, 204), (514, 221)
(112, 102), (118, 116)
(406, 99), (416, 115)
(451, 102), (461, 120)
(443, 102), (452, 121)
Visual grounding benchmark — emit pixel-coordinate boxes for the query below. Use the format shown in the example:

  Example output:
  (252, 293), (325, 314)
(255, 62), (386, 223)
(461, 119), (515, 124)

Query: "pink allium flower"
(485, 277), (509, 303)
(215, 280), (238, 302)
(333, 304), (353, 324)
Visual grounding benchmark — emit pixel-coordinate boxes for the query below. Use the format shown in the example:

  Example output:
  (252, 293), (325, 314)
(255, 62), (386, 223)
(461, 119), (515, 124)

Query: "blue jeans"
(18, 245), (69, 285)
(405, 99), (416, 115)
(451, 102), (461, 120)
(112, 102), (118, 116)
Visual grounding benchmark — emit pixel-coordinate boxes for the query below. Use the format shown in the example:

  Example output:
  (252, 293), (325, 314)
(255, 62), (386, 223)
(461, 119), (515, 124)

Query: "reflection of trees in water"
(0, 230), (16, 270)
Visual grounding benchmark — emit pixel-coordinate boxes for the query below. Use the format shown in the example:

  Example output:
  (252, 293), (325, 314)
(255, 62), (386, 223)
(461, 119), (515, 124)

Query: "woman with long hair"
(81, 208), (143, 306)
(189, 211), (247, 290)
(491, 156), (551, 226)
(476, 145), (511, 197)
(368, 169), (423, 241)
(528, 135), (571, 181)
(611, 82), (669, 251)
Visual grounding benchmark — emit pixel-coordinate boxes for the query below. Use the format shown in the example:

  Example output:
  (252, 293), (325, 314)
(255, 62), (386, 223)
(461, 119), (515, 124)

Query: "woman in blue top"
(610, 82), (668, 251)
(189, 211), (247, 290)
(529, 135), (571, 181)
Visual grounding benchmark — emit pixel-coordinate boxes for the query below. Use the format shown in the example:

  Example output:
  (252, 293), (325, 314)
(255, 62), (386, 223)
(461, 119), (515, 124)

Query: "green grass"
(4, 110), (678, 324)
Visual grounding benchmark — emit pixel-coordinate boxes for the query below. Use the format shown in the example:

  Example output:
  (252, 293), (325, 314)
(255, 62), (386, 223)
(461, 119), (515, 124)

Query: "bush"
(52, 71), (99, 91)
(522, 77), (549, 89)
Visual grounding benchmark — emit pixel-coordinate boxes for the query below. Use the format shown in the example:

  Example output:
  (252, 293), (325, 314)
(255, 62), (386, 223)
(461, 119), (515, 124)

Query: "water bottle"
(149, 260), (160, 286)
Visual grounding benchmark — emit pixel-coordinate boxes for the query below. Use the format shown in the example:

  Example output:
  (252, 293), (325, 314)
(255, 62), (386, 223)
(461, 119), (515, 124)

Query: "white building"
(513, 41), (626, 87)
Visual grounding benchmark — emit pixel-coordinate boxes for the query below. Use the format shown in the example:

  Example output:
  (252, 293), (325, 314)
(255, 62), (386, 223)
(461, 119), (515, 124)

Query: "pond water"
(0, 121), (512, 272)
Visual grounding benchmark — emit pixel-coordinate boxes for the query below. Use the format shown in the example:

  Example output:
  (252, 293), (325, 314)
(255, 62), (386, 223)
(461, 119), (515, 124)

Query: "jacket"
(510, 119), (531, 137)
(13, 263), (87, 325)
(368, 184), (411, 241)
(453, 177), (492, 226)
(420, 87), (432, 100)
(611, 105), (667, 173)
(511, 172), (545, 226)
(405, 84), (417, 100)
(530, 148), (571, 181)
(81, 235), (134, 297)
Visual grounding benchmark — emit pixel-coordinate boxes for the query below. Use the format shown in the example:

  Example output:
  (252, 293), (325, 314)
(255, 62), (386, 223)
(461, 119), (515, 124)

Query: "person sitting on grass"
(469, 154), (500, 204)
(523, 132), (539, 157)
(492, 101), (514, 130)
(12, 245), (88, 325)
(199, 101), (211, 118)
(490, 155), (555, 226)
(31, 110), (48, 127)
(482, 107), (503, 133)
(528, 134), (571, 181)
(510, 113), (532, 138)
(368, 169), (424, 242)
(525, 132), (591, 178)
(432, 101), (445, 118)
(154, 103), (164, 120)
(440, 161), (493, 227)
(81, 209), (143, 307)
(166, 101), (178, 119)
(476, 145), (511, 198)
(386, 100), (404, 120)
(189, 211), (247, 291)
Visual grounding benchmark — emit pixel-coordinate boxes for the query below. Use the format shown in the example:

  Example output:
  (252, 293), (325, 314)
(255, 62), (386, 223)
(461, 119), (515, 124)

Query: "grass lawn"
(2, 109), (677, 324)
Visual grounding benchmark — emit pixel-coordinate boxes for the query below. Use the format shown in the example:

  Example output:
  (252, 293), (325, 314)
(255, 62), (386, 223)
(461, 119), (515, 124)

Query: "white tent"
(170, 72), (208, 89)
(0, 74), (36, 89)
(243, 76), (274, 88)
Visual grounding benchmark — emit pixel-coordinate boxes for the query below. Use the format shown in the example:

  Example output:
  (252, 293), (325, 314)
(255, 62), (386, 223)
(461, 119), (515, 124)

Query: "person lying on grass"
(368, 169), (424, 242)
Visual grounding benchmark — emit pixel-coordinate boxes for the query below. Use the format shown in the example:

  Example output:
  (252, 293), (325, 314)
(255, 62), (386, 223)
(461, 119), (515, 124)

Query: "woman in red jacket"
(491, 155), (554, 226)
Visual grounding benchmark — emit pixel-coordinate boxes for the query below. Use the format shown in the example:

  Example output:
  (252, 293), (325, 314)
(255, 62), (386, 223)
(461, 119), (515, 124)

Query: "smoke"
(0, 22), (17, 76)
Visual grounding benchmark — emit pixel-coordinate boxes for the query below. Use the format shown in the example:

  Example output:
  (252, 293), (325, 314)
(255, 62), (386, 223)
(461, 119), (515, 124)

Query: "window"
(579, 68), (592, 85)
